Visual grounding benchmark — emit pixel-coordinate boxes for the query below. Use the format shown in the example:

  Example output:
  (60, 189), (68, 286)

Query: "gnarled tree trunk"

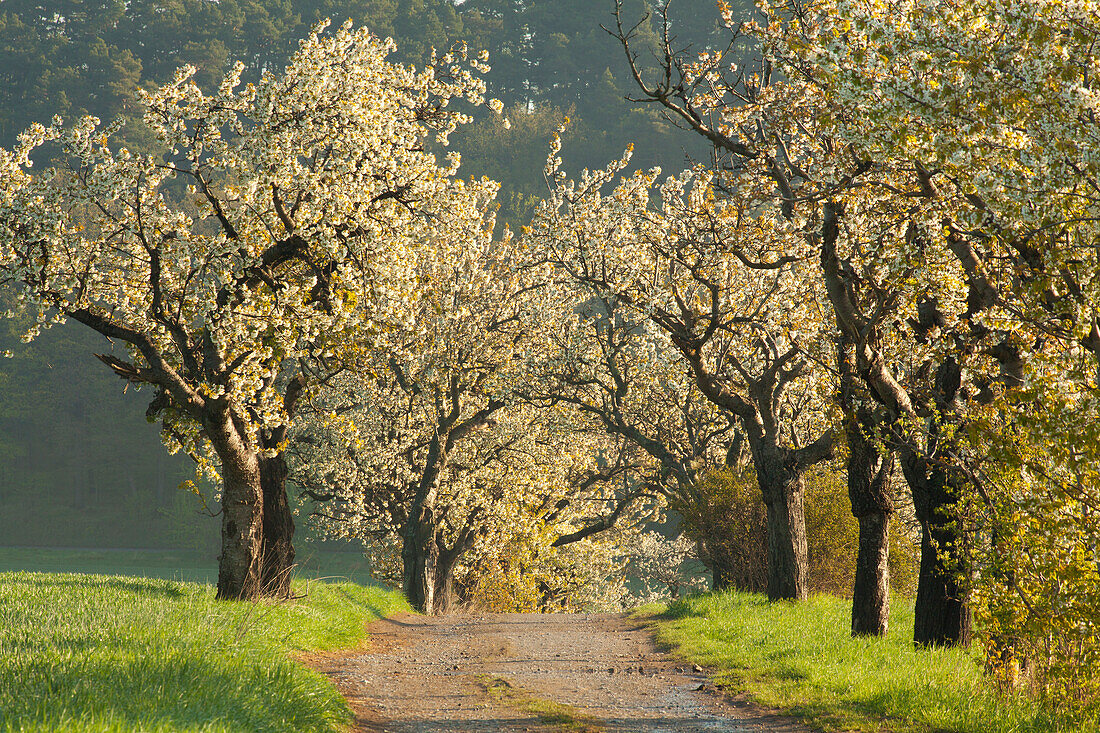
(402, 512), (440, 614)
(256, 376), (305, 599)
(755, 448), (809, 601)
(207, 411), (265, 601)
(905, 358), (972, 647)
(826, 214), (896, 635)
(847, 416), (896, 636)
(216, 471), (263, 600)
(259, 453), (295, 599)
(402, 427), (447, 614)
(842, 346), (896, 636)
(906, 457), (972, 647)
(762, 489), (809, 601)
(913, 516), (971, 646)
(852, 511), (891, 634)
(401, 513), (464, 615)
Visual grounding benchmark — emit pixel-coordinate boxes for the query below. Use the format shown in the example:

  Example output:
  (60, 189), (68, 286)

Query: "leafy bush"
(964, 386), (1100, 715)
(678, 466), (919, 597)
(674, 467), (768, 593)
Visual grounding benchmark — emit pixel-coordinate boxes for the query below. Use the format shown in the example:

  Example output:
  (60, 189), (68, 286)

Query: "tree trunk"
(401, 516), (458, 614)
(839, 338), (896, 636)
(434, 556), (457, 614)
(215, 451), (265, 598)
(256, 376), (304, 599)
(217, 474), (263, 600)
(852, 511), (891, 635)
(210, 416), (264, 601)
(259, 454), (295, 599)
(901, 357), (972, 647)
(711, 558), (730, 592)
(913, 508), (972, 646)
(402, 519), (434, 614)
(905, 457), (972, 647)
(756, 453), (808, 601)
(762, 492), (808, 601)
(399, 415), (490, 614)
(846, 420), (895, 635)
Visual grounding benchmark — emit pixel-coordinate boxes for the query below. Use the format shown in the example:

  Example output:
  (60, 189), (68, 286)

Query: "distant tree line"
(0, 0), (726, 175)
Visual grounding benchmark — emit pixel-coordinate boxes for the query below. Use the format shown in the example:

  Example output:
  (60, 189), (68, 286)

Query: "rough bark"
(822, 203), (941, 633)
(217, 472), (263, 600)
(257, 376), (305, 599)
(397, 398), (499, 614)
(259, 453), (295, 599)
(905, 455), (972, 647)
(402, 424), (446, 614)
(402, 514), (438, 614)
(902, 357), (972, 647)
(434, 565), (456, 614)
(754, 450), (809, 601)
(913, 518), (971, 646)
(852, 512), (891, 635)
(401, 515), (461, 615)
(762, 489), (809, 601)
(207, 412), (264, 601)
(842, 346), (896, 636)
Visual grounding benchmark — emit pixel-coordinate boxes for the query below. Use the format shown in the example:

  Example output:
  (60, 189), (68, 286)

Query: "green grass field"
(0, 546), (377, 586)
(648, 590), (1093, 733)
(0, 571), (411, 732)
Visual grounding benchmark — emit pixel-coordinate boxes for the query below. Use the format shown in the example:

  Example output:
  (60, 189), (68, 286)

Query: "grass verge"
(480, 675), (603, 732)
(647, 590), (1093, 733)
(0, 571), (411, 732)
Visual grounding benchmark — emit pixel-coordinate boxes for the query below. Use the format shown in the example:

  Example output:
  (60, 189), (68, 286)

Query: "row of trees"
(0, 20), (667, 613)
(0, 21), (516, 600)
(0, 0), (1096, 708)
(579, 0), (1098, 704)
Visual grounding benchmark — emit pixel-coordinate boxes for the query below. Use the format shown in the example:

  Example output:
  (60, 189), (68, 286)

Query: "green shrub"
(678, 465), (919, 597)
(675, 467), (768, 593)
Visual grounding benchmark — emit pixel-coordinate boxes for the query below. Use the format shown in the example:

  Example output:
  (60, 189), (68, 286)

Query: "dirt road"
(308, 612), (811, 733)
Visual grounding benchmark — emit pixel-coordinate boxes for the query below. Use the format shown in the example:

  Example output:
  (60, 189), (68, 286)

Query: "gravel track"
(307, 612), (812, 733)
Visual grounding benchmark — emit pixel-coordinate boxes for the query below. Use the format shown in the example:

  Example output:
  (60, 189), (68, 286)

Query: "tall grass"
(651, 590), (1091, 733)
(0, 571), (410, 733)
